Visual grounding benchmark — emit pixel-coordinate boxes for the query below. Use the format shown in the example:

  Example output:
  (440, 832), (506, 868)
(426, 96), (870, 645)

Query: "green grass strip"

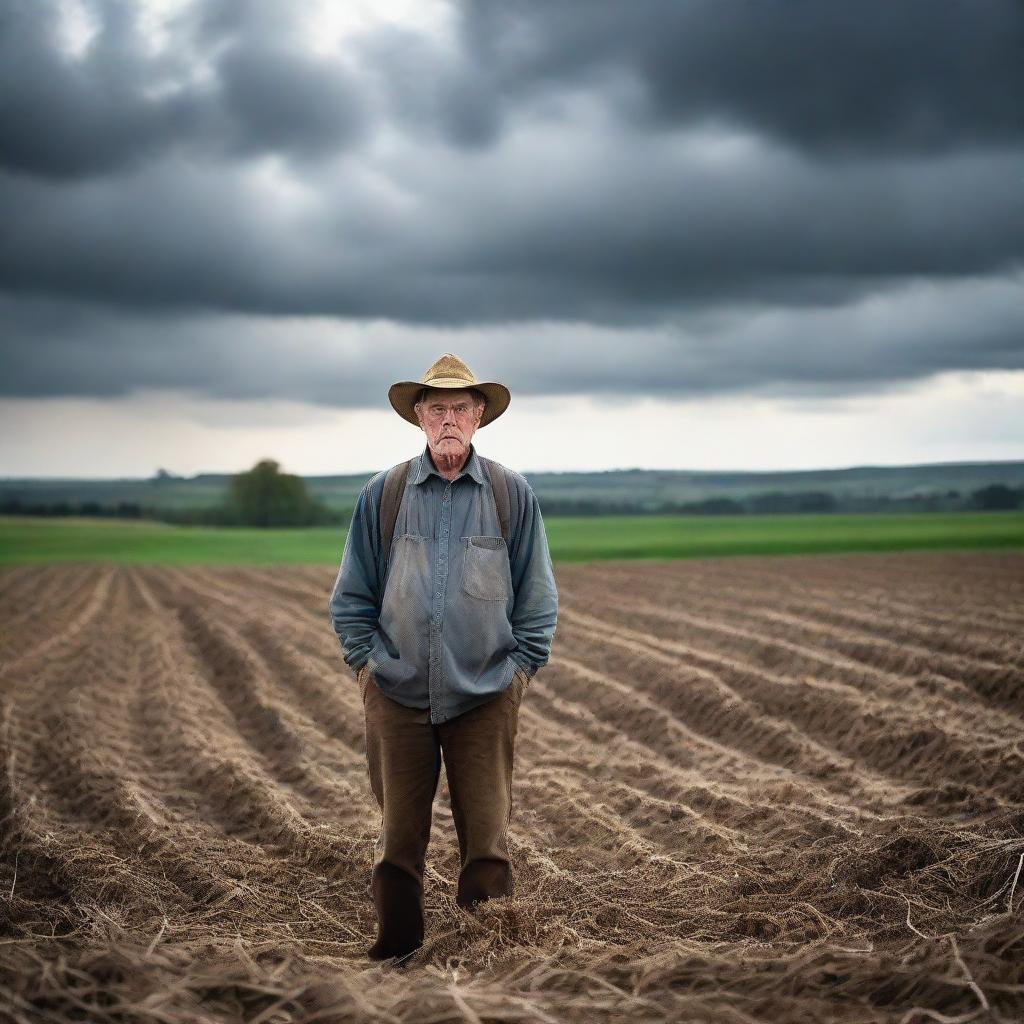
(1, 511), (1021, 565)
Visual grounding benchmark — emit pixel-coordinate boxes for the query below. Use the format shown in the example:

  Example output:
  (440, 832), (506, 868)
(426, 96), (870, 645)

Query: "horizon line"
(4, 455), (1024, 484)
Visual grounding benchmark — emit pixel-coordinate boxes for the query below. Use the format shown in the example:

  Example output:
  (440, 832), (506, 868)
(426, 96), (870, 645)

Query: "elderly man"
(328, 353), (559, 962)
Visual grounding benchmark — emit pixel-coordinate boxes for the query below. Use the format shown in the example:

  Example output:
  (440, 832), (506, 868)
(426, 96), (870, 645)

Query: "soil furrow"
(560, 608), (1024, 806)
(138, 570), (372, 822)
(525, 655), (887, 835)
(556, 613), (891, 792)
(0, 565), (115, 678)
(598, 554), (1024, 638)
(562, 586), (1024, 735)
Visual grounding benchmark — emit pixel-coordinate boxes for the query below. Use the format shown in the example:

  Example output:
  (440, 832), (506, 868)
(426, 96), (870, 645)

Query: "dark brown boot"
(366, 861), (424, 961)
(456, 857), (512, 911)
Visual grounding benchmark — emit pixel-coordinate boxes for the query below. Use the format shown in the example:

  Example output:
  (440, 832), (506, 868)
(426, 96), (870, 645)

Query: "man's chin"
(433, 440), (465, 454)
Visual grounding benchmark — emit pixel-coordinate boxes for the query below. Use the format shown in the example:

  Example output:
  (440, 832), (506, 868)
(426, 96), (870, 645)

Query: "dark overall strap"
(482, 456), (511, 545)
(378, 458), (414, 583)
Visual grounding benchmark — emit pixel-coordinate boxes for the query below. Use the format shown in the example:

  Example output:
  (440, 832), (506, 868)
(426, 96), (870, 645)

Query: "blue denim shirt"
(328, 442), (559, 723)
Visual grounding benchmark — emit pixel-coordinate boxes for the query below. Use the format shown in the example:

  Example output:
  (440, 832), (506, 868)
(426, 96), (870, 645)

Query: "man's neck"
(428, 444), (472, 482)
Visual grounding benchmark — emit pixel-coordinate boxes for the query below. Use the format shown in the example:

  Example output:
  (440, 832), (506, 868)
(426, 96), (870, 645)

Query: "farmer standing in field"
(328, 353), (559, 962)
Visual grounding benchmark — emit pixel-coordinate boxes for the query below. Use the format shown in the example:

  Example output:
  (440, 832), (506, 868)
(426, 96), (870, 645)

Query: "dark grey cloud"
(0, 0), (199, 178)
(3, 272), (1022, 404)
(1, 141), (1021, 323)
(6, 1), (1020, 177)
(215, 41), (366, 158)
(446, 0), (1024, 156)
(0, 0), (368, 178)
(0, 0), (1022, 408)
(355, 25), (503, 149)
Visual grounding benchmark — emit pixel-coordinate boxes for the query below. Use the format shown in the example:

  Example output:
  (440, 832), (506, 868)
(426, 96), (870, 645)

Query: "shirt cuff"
(509, 654), (534, 679)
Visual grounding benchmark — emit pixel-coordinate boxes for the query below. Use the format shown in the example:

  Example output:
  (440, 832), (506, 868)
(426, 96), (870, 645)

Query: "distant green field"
(1, 512), (1022, 566)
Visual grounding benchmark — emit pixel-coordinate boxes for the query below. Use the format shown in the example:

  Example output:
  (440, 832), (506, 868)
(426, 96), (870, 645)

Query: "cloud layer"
(1, 0), (1022, 406)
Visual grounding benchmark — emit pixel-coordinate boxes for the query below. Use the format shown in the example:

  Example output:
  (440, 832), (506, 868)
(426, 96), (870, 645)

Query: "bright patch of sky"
(3, 370), (1022, 479)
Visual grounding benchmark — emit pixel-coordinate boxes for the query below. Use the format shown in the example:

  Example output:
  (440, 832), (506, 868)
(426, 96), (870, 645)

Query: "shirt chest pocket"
(461, 536), (512, 602)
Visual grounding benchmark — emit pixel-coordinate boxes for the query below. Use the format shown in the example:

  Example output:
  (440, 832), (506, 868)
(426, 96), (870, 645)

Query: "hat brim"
(388, 380), (511, 428)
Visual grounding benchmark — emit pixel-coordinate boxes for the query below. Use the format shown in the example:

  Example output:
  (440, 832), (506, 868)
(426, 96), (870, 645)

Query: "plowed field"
(1, 552), (1022, 1023)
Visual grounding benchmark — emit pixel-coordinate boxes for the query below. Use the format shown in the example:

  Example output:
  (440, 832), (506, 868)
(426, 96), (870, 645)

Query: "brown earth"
(0, 551), (1022, 1023)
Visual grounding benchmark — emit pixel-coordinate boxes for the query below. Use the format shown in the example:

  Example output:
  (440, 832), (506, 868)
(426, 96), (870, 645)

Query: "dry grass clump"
(1, 907), (1021, 1023)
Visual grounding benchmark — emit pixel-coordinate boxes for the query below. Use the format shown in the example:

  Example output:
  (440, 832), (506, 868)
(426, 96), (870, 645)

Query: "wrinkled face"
(414, 387), (484, 460)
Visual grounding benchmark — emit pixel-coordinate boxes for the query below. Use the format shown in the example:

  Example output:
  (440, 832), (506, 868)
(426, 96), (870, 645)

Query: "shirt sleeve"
(328, 482), (382, 672)
(507, 483), (559, 678)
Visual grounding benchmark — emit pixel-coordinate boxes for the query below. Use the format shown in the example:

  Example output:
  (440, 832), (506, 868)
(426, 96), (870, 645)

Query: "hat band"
(420, 376), (478, 388)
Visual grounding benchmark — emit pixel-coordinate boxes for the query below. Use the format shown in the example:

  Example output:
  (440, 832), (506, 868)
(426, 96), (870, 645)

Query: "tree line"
(3, 465), (1022, 526)
(1, 460), (340, 527)
(538, 483), (1024, 516)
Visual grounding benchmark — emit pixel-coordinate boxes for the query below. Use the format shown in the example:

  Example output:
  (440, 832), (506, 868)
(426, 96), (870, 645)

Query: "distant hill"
(2, 460), (1023, 520)
(524, 461), (1024, 514)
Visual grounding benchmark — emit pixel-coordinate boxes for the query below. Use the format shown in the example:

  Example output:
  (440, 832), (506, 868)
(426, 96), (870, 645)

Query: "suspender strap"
(378, 458), (413, 584)
(482, 456), (511, 546)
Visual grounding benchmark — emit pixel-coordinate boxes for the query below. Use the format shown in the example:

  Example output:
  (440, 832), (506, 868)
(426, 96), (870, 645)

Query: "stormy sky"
(1, 0), (1022, 476)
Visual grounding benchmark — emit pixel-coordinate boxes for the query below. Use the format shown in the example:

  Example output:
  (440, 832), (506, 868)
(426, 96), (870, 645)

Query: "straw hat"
(388, 353), (511, 428)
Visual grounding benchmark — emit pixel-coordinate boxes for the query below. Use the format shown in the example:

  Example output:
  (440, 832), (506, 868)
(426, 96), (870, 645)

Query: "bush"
(971, 484), (1022, 511)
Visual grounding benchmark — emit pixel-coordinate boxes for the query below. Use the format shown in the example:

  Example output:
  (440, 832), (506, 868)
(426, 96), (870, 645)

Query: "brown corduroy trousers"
(359, 663), (528, 905)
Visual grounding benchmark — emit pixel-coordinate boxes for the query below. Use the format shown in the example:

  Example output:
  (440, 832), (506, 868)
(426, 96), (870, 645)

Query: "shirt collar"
(412, 441), (487, 487)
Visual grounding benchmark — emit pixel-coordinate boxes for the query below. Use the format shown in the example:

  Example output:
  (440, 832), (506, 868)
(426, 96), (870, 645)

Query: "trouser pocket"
(510, 669), (529, 698)
(358, 662), (373, 701)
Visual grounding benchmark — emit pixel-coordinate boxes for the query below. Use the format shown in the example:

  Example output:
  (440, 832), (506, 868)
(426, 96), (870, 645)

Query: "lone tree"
(225, 458), (327, 526)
